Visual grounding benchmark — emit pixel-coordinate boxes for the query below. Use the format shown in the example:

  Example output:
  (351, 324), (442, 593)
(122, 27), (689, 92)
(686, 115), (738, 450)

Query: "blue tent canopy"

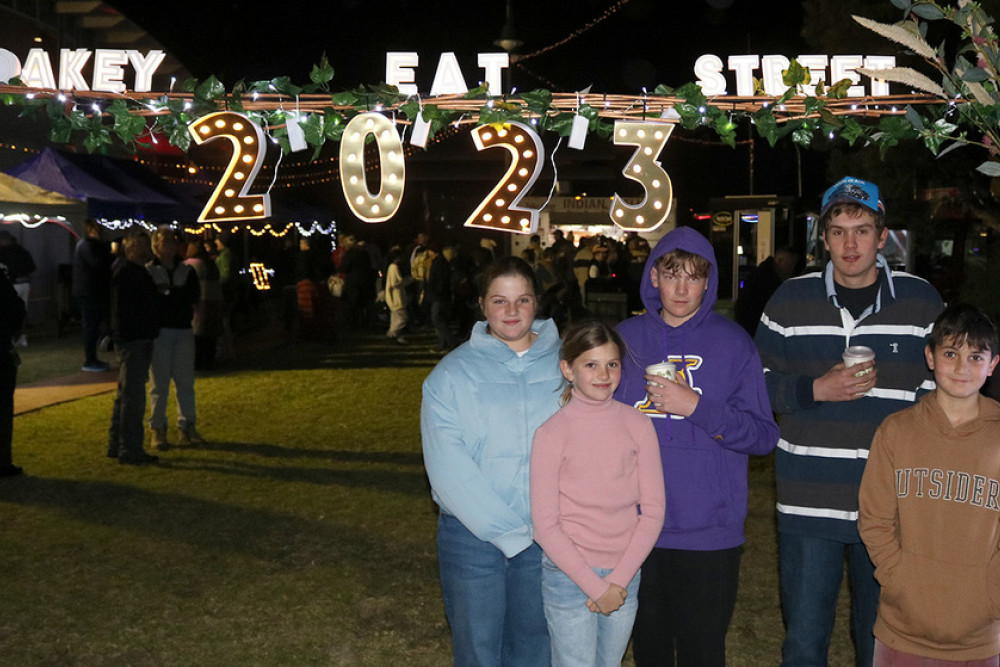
(5, 148), (181, 221)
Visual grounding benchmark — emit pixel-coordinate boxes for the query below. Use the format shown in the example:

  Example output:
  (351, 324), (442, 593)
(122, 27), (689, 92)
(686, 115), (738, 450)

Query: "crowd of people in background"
(6, 173), (1000, 665)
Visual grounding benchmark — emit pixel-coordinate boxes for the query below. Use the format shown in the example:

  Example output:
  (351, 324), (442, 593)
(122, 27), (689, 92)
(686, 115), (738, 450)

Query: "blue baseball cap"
(820, 176), (885, 218)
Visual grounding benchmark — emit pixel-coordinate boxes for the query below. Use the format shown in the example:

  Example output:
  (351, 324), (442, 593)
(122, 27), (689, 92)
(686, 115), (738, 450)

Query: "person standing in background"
(148, 226), (204, 450)
(72, 219), (112, 372)
(184, 239), (223, 370)
(0, 260), (25, 476)
(107, 232), (160, 466)
(0, 231), (35, 347)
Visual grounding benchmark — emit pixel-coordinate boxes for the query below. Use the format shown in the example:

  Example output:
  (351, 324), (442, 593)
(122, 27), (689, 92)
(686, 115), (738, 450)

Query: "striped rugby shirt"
(755, 255), (943, 543)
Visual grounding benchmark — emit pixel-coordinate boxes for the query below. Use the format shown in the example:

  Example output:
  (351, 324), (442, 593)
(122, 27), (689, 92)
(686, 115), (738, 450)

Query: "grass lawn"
(2, 329), (855, 665)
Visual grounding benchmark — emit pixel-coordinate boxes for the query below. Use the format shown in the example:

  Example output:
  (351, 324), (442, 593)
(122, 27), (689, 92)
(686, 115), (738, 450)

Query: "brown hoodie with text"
(860, 392), (1000, 661)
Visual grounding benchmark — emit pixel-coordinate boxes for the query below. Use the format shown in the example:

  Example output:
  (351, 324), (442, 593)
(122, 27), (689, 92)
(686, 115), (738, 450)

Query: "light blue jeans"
(149, 327), (197, 430)
(541, 553), (640, 667)
(437, 513), (550, 667)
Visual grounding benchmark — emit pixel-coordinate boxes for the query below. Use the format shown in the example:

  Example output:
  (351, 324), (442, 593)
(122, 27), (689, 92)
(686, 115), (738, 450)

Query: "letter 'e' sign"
(189, 112), (271, 223)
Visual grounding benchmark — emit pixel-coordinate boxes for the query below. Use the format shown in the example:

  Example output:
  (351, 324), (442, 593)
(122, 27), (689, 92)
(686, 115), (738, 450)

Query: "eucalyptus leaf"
(909, 3), (945, 20)
(975, 160), (1000, 176)
(905, 105), (925, 130)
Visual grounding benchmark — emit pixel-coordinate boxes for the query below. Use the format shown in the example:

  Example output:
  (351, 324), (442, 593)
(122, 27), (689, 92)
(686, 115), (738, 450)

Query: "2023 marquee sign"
(190, 111), (674, 234)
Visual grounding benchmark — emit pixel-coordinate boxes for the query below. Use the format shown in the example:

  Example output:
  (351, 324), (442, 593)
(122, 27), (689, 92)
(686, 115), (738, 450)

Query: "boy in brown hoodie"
(860, 303), (1000, 665)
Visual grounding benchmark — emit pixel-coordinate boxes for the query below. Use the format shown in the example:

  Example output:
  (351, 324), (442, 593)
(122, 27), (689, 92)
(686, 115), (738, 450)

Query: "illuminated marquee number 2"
(610, 122), (674, 231)
(466, 122), (543, 234)
(189, 112), (271, 222)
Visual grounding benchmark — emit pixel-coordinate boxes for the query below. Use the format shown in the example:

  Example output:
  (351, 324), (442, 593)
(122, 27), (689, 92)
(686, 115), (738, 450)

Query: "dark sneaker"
(118, 453), (159, 465)
(82, 361), (110, 372)
(0, 464), (24, 477)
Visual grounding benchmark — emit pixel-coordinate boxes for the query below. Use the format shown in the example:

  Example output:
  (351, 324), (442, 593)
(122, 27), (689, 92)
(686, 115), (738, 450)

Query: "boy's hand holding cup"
(843, 345), (876, 397)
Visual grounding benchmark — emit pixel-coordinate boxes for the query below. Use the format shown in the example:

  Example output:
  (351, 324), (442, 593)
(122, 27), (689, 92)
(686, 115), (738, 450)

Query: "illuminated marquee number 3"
(189, 112), (271, 222)
(466, 122), (543, 234)
(611, 121), (674, 231)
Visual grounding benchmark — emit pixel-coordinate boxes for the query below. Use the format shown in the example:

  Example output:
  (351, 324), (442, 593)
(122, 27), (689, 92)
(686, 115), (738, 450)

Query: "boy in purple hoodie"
(615, 226), (779, 666)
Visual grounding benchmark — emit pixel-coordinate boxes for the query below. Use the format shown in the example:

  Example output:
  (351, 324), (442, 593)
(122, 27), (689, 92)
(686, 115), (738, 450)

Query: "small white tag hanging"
(286, 113), (308, 152)
(568, 114), (589, 150)
(410, 112), (431, 148)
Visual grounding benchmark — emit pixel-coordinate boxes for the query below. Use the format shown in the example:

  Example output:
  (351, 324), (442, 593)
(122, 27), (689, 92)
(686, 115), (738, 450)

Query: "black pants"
(632, 546), (742, 667)
(0, 350), (17, 466)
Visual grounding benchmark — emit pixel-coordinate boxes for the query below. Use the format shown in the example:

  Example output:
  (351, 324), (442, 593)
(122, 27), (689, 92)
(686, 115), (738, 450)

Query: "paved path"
(14, 369), (118, 415)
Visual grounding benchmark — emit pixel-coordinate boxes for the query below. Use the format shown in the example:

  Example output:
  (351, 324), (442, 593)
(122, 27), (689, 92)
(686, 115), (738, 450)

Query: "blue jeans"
(541, 554), (639, 667)
(149, 327), (196, 430)
(437, 513), (550, 667)
(780, 532), (879, 667)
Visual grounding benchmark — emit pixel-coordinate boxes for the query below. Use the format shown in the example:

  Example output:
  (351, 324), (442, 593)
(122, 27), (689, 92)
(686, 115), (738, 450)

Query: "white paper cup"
(843, 346), (875, 376)
(646, 362), (677, 386)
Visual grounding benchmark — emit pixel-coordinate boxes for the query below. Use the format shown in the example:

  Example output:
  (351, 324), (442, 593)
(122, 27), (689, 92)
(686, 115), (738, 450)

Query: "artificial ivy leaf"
(310, 55), (335, 86)
(792, 125), (814, 148)
(840, 117), (869, 146)
(752, 107), (778, 146)
(330, 91), (359, 107)
(49, 117), (71, 144)
(479, 106), (512, 125)
(521, 89), (553, 112)
(976, 160), (1000, 176)
(68, 108), (89, 131)
(195, 75), (225, 102)
(753, 77), (766, 95)
(548, 114), (577, 136)
(804, 97), (825, 115)
(114, 113), (146, 144)
(782, 59), (810, 88)
(815, 79), (826, 97)
(653, 84), (674, 96)
(463, 83), (489, 99)
(182, 78), (198, 93)
(578, 104), (599, 121)
(827, 78), (853, 99)
(819, 108), (844, 128)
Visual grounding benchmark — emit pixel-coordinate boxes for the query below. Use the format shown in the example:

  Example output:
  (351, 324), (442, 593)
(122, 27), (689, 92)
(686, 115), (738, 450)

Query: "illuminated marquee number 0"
(340, 112), (405, 223)
(611, 121), (674, 231)
(189, 112), (271, 222)
(465, 122), (544, 234)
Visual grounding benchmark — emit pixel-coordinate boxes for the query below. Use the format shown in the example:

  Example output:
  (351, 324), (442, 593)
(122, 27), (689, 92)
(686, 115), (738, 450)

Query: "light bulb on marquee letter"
(189, 111), (271, 223)
(465, 122), (543, 235)
(340, 112), (405, 223)
(610, 121), (674, 232)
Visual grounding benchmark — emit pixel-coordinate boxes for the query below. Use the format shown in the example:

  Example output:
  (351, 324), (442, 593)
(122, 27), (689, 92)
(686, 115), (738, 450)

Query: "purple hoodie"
(614, 226), (778, 550)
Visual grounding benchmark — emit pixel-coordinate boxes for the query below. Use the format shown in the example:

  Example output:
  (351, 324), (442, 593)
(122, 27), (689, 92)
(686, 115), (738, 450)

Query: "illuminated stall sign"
(694, 54), (897, 97)
(0, 48), (165, 93)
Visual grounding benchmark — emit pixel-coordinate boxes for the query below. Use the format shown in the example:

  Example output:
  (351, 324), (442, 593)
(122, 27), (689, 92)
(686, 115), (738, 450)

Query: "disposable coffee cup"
(646, 361), (677, 386)
(843, 346), (875, 376)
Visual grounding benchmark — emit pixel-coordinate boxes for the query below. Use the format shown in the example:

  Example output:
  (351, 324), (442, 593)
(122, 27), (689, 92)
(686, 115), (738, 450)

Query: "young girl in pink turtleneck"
(530, 319), (665, 666)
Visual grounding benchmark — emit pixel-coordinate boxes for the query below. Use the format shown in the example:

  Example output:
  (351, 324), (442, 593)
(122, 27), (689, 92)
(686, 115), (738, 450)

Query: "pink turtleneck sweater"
(530, 389), (666, 601)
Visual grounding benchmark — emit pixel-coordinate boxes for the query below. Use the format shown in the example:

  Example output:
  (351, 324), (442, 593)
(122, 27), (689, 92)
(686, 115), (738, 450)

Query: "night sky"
(103, 0), (809, 96)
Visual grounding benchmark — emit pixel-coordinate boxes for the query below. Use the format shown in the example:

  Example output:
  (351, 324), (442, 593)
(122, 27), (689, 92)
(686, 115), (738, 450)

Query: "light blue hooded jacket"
(421, 318), (562, 558)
